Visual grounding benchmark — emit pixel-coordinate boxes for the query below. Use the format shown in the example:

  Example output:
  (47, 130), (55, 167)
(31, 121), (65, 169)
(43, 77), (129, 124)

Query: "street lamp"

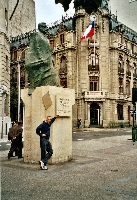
(17, 47), (29, 122)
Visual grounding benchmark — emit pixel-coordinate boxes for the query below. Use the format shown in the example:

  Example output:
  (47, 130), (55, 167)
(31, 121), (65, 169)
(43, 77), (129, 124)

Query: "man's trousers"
(40, 138), (53, 165)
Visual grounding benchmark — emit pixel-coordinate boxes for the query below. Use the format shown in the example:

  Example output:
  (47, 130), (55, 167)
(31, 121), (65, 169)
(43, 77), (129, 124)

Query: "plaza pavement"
(1, 128), (137, 200)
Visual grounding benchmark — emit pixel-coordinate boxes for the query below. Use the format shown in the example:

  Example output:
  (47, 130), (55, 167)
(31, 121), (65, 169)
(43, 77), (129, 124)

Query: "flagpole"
(93, 20), (96, 65)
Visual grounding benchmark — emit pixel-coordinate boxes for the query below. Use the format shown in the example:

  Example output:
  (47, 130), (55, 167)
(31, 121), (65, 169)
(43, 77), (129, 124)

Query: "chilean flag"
(80, 21), (94, 42)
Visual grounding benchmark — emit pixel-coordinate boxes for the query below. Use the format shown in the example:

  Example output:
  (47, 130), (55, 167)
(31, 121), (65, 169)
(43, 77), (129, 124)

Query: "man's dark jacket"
(36, 117), (56, 140)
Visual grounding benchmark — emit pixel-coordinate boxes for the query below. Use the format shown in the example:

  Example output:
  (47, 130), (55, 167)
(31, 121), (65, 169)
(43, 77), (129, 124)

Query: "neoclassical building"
(10, 5), (137, 127)
(0, 0), (35, 135)
(47, 7), (137, 127)
(0, 0), (11, 136)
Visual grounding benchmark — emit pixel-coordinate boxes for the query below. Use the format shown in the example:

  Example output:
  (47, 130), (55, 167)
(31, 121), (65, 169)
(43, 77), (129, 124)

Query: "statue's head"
(38, 22), (48, 35)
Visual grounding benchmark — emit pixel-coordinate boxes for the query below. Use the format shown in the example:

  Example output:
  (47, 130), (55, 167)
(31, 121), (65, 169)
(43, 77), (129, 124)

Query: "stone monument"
(22, 24), (75, 164)
(21, 86), (75, 164)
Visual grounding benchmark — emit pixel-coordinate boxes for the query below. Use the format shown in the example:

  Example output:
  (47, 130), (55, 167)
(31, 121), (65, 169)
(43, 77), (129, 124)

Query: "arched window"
(88, 53), (99, 71)
(126, 59), (131, 78)
(89, 53), (99, 66)
(60, 56), (67, 68)
(126, 59), (130, 72)
(119, 78), (123, 94)
(118, 55), (123, 68)
(126, 81), (130, 96)
(118, 55), (124, 75)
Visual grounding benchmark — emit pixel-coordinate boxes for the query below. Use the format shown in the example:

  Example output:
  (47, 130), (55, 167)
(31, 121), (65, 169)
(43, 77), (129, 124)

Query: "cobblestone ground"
(1, 129), (137, 200)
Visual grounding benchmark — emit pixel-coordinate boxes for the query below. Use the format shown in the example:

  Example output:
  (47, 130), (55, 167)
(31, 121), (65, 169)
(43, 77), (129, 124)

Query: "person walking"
(15, 122), (23, 159)
(36, 115), (59, 170)
(8, 121), (18, 159)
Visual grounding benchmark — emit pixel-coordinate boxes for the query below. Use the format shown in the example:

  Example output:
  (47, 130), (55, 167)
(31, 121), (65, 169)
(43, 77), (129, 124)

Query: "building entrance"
(90, 103), (100, 126)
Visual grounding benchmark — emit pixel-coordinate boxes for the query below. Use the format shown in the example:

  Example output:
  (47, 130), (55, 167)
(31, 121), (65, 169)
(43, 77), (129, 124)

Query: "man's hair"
(18, 121), (23, 125)
(46, 116), (51, 119)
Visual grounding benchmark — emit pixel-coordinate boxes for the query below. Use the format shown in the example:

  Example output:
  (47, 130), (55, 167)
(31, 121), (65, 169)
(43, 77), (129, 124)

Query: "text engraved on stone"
(56, 96), (71, 116)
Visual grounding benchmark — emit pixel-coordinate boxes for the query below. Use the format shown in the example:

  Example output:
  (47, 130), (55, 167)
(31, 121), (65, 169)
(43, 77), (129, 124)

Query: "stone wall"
(21, 86), (75, 164)
(9, 0), (36, 37)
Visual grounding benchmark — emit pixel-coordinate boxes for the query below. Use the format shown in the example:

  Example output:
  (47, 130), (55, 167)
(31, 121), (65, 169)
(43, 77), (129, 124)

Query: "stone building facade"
(0, 0), (35, 135)
(10, 6), (137, 128)
(0, 0), (11, 136)
(46, 6), (137, 128)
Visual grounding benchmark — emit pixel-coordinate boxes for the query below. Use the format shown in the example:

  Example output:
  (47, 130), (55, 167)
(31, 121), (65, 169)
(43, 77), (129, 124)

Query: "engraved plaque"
(56, 94), (71, 116)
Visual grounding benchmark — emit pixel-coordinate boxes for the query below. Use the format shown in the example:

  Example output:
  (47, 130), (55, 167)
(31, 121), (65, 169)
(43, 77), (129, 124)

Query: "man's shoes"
(39, 160), (44, 169)
(8, 153), (10, 159)
(43, 165), (48, 170)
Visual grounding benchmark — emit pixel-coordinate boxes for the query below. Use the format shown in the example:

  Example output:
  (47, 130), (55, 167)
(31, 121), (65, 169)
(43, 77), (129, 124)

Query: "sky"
(34, 0), (75, 28)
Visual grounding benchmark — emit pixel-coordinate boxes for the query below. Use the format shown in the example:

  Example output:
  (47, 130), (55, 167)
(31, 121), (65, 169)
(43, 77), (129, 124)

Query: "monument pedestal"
(21, 86), (75, 164)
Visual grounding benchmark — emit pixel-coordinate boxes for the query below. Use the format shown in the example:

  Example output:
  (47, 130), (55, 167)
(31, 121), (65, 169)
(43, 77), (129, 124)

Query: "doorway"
(90, 103), (100, 126)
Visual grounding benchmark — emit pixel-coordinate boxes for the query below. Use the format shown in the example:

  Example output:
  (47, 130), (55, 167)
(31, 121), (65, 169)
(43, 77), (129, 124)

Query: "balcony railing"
(88, 65), (99, 71)
(84, 91), (106, 99)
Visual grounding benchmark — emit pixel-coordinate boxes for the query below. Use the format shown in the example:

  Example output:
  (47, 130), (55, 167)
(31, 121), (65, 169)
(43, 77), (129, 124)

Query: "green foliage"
(108, 121), (130, 128)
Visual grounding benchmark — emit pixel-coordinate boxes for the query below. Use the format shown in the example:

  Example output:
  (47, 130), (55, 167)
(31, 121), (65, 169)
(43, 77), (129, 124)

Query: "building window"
(50, 40), (54, 50)
(119, 34), (122, 43)
(5, 8), (8, 29)
(4, 94), (9, 116)
(131, 43), (134, 54)
(59, 56), (67, 88)
(126, 59), (130, 72)
(133, 81), (136, 88)
(119, 78), (123, 93)
(126, 81), (130, 96)
(133, 63), (136, 74)
(6, 55), (8, 72)
(22, 51), (25, 59)
(118, 55), (123, 68)
(60, 78), (67, 88)
(89, 53), (99, 66)
(125, 40), (127, 49)
(60, 34), (64, 44)
(89, 76), (99, 91)
(14, 51), (17, 60)
(117, 104), (123, 120)
(118, 55), (124, 75)
(60, 56), (67, 68)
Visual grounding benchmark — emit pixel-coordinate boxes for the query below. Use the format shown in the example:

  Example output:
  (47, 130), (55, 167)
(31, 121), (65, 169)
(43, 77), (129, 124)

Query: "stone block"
(21, 86), (75, 164)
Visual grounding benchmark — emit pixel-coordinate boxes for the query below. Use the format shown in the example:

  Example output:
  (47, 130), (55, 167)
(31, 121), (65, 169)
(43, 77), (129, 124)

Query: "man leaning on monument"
(36, 115), (59, 170)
